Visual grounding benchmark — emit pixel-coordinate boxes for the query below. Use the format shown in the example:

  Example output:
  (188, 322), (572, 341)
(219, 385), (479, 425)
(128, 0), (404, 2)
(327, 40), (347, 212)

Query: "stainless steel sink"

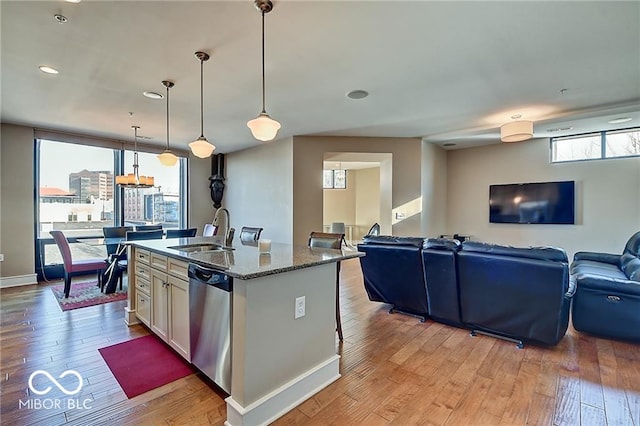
(168, 243), (234, 253)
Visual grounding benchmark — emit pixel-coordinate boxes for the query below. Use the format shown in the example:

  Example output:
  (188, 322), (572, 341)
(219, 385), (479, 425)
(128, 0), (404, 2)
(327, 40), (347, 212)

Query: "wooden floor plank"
(1, 260), (639, 425)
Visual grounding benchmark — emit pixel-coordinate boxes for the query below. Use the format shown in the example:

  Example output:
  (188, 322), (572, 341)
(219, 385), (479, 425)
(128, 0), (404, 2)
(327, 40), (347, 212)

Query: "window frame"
(550, 126), (640, 163)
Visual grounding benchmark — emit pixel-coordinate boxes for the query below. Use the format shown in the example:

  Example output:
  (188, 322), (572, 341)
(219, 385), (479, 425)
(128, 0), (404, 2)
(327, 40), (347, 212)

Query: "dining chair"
(329, 222), (350, 247)
(126, 229), (164, 241)
(50, 230), (107, 298)
(102, 226), (133, 291)
(308, 231), (345, 341)
(166, 228), (197, 238)
(135, 224), (163, 232)
(203, 223), (218, 237)
(240, 227), (263, 245)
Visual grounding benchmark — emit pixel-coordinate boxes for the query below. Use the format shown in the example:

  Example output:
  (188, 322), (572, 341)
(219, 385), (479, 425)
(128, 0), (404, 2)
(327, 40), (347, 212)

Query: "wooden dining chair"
(308, 231), (345, 341)
(50, 230), (107, 298)
(240, 227), (263, 245)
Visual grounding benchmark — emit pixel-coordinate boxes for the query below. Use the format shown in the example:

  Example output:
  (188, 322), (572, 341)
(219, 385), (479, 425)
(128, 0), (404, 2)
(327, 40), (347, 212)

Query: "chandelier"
(115, 126), (155, 188)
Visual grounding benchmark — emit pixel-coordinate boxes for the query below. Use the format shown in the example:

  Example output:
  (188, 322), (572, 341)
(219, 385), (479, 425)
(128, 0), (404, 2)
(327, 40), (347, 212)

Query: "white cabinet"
(133, 248), (190, 361)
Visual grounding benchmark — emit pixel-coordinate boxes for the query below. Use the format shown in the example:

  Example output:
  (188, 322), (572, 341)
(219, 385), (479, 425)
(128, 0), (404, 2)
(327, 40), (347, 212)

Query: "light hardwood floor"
(1, 258), (639, 425)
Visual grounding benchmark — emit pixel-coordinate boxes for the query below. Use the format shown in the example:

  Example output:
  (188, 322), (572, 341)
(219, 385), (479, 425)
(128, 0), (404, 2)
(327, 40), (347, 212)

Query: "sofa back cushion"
(621, 254), (640, 282)
(461, 241), (568, 263)
(623, 231), (640, 257)
(423, 238), (461, 251)
(361, 235), (425, 248)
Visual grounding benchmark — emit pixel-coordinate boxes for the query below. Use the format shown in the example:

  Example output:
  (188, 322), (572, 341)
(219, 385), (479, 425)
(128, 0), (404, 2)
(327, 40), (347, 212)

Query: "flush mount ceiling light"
(158, 81), (179, 167)
(116, 126), (155, 188)
(247, 0), (281, 142)
(189, 51), (216, 158)
(500, 114), (534, 143)
(39, 66), (59, 74)
(347, 90), (369, 100)
(143, 91), (163, 100)
(608, 117), (633, 124)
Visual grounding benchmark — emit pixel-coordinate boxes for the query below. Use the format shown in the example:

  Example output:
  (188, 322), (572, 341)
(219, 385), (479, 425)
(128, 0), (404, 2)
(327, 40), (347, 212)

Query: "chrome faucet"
(213, 208), (232, 246)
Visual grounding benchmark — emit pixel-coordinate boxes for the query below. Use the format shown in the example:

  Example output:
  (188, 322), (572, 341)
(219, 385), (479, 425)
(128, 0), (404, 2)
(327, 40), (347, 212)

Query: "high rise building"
(68, 169), (114, 201)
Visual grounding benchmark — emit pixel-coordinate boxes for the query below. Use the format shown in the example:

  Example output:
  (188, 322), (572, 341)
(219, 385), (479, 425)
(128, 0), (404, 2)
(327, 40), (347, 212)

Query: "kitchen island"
(124, 236), (363, 426)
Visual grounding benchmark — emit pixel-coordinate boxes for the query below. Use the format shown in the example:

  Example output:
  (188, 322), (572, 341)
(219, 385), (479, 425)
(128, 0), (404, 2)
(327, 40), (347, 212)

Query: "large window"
(36, 139), (187, 278)
(551, 128), (640, 162)
(323, 169), (347, 189)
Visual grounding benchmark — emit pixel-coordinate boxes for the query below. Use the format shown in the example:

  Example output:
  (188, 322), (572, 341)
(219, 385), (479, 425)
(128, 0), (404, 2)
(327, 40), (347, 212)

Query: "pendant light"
(189, 51), (216, 158)
(247, 0), (281, 142)
(158, 80), (179, 166)
(115, 126), (155, 188)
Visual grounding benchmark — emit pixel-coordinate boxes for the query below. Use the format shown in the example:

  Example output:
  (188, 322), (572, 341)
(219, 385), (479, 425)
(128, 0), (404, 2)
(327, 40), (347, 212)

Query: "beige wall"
(293, 136), (422, 245)
(0, 124), (36, 280)
(189, 156), (217, 235)
(323, 170), (356, 230)
(421, 141), (448, 237)
(354, 167), (381, 240)
(225, 138), (294, 244)
(447, 137), (640, 259)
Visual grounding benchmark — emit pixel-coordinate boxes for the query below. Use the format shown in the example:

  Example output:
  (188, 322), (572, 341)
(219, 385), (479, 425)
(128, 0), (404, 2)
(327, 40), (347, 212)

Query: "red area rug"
(98, 335), (196, 398)
(50, 280), (127, 311)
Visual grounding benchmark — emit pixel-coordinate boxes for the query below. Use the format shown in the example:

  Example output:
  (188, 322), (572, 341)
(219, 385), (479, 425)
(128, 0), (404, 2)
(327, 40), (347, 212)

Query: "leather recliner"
(570, 231), (640, 342)
(457, 241), (573, 346)
(357, 235), (428, 320)
(422, 238), (463, 327)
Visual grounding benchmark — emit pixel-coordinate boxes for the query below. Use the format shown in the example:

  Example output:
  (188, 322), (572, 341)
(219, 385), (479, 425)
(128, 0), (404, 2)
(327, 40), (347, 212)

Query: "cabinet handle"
(140, 298), (145, 302)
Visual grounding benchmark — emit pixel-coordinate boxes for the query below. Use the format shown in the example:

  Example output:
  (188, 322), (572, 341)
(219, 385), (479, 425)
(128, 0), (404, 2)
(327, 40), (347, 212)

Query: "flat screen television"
(489, 181), (575, 224)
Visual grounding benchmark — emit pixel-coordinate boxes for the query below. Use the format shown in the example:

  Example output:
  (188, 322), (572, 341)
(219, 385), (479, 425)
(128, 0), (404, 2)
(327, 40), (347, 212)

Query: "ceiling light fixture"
(65, 0), (81, 3)
(500, 114), (534, 143)
(247, 0), (281, 142)
(189, 51), (215, 158)
(143, 91), (163, 100)
(39, 66), (59, 75)
(158, 81), (179, 167)
(608, 117), (633, 124)
(116, 126), (154, 188)
(347, 90), (369, 100)
(54, 14), (68, 24)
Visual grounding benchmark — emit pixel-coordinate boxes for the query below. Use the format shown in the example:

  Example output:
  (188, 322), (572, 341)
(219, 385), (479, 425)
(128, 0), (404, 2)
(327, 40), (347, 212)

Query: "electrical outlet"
(295, 296), (306, 319)
(0, 254), (4, 262)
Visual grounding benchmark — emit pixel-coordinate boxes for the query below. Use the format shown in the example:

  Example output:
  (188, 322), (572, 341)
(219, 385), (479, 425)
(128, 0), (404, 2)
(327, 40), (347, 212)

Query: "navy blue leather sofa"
(570, 231), (640, 342)
(358, 236), (574, 346)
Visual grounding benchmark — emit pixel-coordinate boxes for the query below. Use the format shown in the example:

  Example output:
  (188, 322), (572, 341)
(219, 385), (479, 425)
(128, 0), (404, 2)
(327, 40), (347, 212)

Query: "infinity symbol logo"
(28, 370), (83, 396)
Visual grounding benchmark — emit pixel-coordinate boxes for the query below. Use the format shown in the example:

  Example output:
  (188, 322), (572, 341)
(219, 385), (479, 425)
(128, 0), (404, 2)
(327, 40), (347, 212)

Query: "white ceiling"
(2, 1), (639, 153)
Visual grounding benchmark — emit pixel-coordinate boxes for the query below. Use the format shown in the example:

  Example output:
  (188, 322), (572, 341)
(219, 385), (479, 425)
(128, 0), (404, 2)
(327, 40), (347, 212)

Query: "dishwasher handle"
(188, 263), (232, 292)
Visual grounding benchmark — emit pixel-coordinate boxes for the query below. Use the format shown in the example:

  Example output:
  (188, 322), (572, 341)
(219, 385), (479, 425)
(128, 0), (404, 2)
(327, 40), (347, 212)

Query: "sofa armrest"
(573, 251), (620, 265)
(575, 274), (640, 297)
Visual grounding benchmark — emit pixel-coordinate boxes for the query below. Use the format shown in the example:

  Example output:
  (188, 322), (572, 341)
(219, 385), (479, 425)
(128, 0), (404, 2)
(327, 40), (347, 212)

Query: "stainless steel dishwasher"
(188, 263), (232, 393)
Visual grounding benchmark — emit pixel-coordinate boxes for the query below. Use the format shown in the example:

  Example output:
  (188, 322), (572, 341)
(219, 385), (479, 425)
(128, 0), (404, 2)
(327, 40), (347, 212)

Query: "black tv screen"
(489, 181), (575, 224)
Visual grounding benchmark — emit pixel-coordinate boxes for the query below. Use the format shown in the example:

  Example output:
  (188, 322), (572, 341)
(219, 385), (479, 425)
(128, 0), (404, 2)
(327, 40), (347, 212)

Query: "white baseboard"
(224, 355), (341, 426)
(0, 274), (38, 288)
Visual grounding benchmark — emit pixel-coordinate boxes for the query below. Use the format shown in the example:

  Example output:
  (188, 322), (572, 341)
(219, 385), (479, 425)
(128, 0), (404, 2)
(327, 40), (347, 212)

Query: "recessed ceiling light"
(54, 14), (68, 24)
(143, 91), (164, 100)
(608, 117), (632, 124)
(39, 66), (59, 74)
(443, 143), (456, 147)
(346, 90), (369, 100)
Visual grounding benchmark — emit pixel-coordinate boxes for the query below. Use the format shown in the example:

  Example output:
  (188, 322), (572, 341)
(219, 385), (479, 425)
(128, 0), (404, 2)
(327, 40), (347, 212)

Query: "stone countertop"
(130, 236), (364, 280)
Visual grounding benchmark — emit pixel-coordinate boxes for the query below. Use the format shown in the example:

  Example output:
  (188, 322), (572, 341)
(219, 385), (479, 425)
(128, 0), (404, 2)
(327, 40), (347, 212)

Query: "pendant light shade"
(189, 51), (215, 158)
(247, 0), (280, 142)
(158, 80), (179, 167)
(500, 115), (534, 143)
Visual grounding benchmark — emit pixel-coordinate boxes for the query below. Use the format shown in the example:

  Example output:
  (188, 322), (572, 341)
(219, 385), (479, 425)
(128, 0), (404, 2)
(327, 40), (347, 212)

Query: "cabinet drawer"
(150, 252), (168, 271)
(136, 276), (151, 295)
(168, 258), (189, 280)
(136, 292), (151, 326)
(135, 249), (150, 265)
(135, 263), (151, 281)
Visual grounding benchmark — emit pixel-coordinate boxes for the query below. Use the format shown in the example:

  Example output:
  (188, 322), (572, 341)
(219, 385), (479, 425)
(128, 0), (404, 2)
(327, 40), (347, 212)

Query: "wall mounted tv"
(489, 181), (575, 224)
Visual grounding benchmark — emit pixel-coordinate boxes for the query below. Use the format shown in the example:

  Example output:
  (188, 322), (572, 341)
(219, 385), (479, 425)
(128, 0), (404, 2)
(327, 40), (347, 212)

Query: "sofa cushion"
(423, 238), (461, 251)
(461, 241), (568, 263)
(571, 260), (628, 280)
(361, 235), (425, 248)
(623, 231), (640, 257)
(622, 256), (640, 282)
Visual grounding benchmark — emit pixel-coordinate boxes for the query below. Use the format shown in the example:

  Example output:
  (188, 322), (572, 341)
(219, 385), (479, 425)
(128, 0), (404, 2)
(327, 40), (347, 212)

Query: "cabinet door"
(168, 275), (190, 361)
(136, 291), (151, 327)
(150, 270), (169, 342)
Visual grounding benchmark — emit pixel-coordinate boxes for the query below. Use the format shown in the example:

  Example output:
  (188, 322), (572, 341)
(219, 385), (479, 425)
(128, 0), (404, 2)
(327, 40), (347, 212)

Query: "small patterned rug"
(50, 280), (127, 311)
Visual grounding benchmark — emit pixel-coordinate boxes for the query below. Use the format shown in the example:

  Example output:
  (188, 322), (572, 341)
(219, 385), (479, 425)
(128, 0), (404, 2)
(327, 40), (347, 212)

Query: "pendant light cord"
(200, 57), (205, 138)
(261, 10), (266, 114)
(166, 85), (170, 150)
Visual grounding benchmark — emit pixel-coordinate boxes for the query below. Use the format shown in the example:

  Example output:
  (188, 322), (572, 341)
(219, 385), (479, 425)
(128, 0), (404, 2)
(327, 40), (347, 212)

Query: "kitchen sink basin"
(168, 243), (234, 253)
